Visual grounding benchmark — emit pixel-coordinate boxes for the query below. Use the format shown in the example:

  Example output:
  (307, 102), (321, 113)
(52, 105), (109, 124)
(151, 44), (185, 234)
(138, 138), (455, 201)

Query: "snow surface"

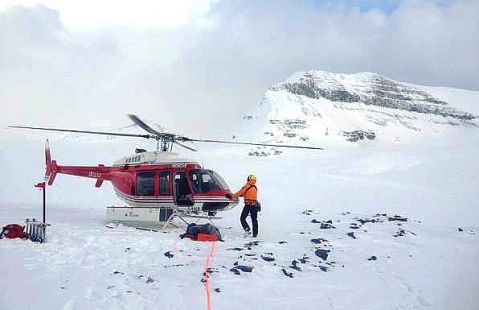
(1, 72), (478, 309)
(1, 129), (478, 310)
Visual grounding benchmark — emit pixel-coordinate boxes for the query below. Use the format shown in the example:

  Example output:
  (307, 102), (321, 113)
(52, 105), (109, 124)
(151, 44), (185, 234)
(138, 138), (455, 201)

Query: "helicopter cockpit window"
(188, 169), (228, 193)
(159, 171), (170, 195)
(137, 171), (155, 196)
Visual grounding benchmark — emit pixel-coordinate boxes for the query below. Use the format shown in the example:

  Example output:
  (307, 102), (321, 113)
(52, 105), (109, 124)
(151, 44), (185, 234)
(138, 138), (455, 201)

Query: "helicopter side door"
(173, 171), (194, 206)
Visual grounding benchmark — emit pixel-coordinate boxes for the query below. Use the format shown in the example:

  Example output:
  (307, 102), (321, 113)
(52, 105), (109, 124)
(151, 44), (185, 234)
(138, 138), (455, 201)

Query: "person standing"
(226, 175), (260, 237)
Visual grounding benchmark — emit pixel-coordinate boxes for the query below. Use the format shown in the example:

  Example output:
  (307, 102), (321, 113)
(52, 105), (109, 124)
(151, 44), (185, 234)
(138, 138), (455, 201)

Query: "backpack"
(0, 224), (29, 239)
(180, 223), (223, 242)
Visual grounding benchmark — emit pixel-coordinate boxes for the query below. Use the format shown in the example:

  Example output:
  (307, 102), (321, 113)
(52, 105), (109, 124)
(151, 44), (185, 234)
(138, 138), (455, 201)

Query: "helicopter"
(9, 114), (323, 227)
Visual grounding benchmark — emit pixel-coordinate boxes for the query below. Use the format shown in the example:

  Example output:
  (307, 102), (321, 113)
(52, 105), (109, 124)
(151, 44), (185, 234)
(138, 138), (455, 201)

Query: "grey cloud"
(1, 1), (478, 138)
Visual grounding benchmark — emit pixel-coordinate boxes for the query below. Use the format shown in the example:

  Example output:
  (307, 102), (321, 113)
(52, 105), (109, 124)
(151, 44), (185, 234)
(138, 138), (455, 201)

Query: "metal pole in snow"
(43, 186), (46, 224)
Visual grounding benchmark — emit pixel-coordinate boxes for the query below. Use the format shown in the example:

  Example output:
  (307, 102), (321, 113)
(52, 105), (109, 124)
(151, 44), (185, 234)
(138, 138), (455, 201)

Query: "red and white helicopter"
(10, 115), (322, 227)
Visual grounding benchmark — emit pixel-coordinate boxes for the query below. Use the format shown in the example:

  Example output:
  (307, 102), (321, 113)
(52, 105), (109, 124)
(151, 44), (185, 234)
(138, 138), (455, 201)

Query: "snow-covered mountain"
(235, 70), (479, 155)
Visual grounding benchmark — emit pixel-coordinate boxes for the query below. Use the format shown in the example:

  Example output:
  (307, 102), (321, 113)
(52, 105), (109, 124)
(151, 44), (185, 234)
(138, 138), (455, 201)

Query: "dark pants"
(240, 205), (258, 237)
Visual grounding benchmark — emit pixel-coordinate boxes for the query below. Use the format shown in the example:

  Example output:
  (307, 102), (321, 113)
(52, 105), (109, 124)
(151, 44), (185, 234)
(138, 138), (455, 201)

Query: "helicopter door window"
(159, 171), (170, 195)
(136, 171), (155, 196)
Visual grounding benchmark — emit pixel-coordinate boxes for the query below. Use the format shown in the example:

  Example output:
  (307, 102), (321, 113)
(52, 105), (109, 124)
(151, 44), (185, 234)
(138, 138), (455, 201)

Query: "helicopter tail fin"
(45, 139), (58, 185)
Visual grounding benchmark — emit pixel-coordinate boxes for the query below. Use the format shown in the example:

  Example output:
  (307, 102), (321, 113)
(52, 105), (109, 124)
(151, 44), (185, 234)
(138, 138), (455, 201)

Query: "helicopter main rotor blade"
(181, 138), (323, 150)
(128, 114), (176, 139)
(174, 141), (197, 152)
(8, 125), (153, 139)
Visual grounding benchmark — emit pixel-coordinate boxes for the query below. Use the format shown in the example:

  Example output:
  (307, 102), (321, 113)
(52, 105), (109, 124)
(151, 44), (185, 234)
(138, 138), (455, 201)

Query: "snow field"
(1, 130), (479, 309)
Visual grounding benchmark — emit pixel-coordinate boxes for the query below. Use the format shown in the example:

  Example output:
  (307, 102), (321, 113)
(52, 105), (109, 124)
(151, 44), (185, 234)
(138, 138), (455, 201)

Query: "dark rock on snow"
(350, 223), (361, 229)
(290, 260), (302, 272)
(315, 249), (330, 261)
(282, 268), (294, 278)
(230, 265), (254, 275)
(388, 215), (408, 222)
(261, 255), (275, 262)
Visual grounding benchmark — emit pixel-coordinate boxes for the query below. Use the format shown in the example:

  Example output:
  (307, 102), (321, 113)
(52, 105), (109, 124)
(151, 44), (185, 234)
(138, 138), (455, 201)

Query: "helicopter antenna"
(9, 114), (323, 152)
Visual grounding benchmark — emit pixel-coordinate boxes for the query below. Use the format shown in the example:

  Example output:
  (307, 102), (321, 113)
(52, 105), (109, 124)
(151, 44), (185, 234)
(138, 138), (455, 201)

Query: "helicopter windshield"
(188, 169), (229, 193)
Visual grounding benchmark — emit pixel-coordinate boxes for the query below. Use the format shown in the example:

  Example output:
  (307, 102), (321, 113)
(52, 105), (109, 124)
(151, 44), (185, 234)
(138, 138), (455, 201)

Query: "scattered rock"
(350, 223), (361, 229)
(206, 268), (219, 274)
(107, 285), (115, 289)
(310, 238), (327, 244)
(388, 215), (408, 222)
(278, 241), (288, 244)
(214, 288), (221, 293)
(282, 268), (294, 278)
(230, 265), (254, 275)
(311, 219), (321, 223)
(458, 227), (463, 232)
(235, 265), (254, 272)
(261, 255), (275, 262)
(226, 247), (244, 251)
(315, 249), (330, 261)
(146, 277), (155, 283)
(164, 251), (174, 258)
(302, 210), (313, 215)
(124, 247), (131, 252)
(290, 260), (302, 271)
(112, 271), (124, 275)
(341, 130), (376, 142)
(320, 222), (336, 229)
(244, 241), (260, 249)
(357, 218), (377, 225)
(319, 266), (328, 272)
(393, 229), (406, 237)
(347, 232), (356, 239)
(368, 256), (377, 261)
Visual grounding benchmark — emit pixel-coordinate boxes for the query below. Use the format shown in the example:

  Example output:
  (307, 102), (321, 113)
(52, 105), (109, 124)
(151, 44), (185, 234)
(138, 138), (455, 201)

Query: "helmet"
(247, 174), (256, 182)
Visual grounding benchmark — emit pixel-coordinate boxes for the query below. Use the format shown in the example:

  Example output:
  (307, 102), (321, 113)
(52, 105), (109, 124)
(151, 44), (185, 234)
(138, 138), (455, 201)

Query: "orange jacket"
(232, 183), (257, 205)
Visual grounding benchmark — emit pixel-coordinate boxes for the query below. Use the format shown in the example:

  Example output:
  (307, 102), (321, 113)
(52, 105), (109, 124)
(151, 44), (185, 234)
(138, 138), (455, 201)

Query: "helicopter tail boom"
(44, 140), (111, 187)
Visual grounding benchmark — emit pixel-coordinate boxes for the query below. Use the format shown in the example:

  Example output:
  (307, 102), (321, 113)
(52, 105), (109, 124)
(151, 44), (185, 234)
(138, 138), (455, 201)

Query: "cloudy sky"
(0, 0), (478, 136)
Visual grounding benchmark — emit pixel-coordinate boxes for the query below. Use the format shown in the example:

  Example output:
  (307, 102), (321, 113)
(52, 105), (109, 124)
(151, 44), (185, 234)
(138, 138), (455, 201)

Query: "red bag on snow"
(0, 224), (29, 239)
(196, 233), (218, 242)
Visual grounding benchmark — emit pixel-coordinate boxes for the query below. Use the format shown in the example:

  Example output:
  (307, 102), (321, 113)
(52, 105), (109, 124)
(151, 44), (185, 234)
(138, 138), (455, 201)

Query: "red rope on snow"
(203, 241), (217, 310)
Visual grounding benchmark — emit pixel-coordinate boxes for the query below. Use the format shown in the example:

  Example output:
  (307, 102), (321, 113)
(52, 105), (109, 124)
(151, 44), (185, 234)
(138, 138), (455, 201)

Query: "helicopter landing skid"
(106, 205), (222, 229)
(162, 207), (223, 230)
